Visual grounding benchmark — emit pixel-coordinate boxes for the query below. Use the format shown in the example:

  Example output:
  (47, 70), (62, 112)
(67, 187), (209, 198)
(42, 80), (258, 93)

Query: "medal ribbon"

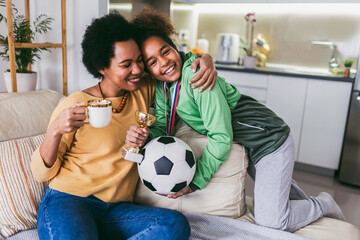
(162, 79), (181, 136)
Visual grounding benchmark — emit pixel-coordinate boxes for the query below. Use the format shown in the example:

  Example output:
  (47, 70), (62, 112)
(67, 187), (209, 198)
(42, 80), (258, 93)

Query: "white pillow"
(134, 121), (248, 218)
(0, 90), (62, 142)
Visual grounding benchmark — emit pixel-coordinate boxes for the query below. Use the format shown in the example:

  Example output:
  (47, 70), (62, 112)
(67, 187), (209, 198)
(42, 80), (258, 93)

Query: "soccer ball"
(138, 136), (196, 195)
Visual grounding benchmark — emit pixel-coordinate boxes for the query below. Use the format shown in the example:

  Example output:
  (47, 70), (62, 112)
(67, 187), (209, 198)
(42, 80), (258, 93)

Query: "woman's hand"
(190, 53), (217, 92)
(51, 103), (87, 136)
(40, 103), (86, 168)
(125, 125), (150, 148)
(166, 186), (193, 199)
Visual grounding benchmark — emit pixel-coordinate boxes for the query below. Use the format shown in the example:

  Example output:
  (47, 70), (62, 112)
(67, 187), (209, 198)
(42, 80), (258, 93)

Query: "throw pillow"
(0, 90), (63, 142)
(0, 134), (48, 237)
(134, 121), (248, 218)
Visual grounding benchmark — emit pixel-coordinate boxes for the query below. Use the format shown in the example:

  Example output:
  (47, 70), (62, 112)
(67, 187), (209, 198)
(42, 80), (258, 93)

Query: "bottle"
(197, 34), (209, 53)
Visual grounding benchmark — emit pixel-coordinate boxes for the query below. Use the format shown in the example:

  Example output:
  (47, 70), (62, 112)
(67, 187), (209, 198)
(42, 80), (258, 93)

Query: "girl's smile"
(141, 36), (183, 83)
(163, 65), (176, 76)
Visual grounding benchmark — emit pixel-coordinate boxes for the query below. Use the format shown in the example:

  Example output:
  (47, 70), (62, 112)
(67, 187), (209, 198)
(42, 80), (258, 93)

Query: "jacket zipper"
(237, 121), (265, 131)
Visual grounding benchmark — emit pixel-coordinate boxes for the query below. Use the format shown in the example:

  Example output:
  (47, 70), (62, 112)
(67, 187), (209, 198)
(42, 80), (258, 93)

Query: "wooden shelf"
(3, 0), (68, 95)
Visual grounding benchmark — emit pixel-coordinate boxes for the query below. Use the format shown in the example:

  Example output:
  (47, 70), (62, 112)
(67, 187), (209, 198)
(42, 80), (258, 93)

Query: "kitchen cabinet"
(217, 69), (352, 171)
(266, 75), (307, 159)
(218, 70), (268, 104)
(297, 79), (352, 170)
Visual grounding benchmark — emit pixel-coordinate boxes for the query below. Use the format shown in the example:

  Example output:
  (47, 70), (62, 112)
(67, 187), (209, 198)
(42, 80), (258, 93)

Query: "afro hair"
(81, 12), (135, 79)
(131, 6), (178, 51)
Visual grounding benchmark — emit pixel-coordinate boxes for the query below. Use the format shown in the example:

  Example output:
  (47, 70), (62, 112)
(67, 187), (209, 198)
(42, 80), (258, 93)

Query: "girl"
(126, 7), (346, 232)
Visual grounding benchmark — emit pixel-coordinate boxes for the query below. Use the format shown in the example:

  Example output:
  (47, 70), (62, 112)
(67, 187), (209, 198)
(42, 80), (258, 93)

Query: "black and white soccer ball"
(138, 136), (196, 195)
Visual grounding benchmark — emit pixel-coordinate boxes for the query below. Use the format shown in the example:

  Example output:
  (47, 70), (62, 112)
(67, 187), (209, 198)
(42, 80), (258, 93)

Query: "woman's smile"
(128, 76), (142, 84)
(100, 40), (144, 93)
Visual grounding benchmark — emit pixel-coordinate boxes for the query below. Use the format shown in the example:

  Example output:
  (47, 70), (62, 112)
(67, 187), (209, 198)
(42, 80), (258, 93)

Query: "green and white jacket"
(149, 52), (289, 190)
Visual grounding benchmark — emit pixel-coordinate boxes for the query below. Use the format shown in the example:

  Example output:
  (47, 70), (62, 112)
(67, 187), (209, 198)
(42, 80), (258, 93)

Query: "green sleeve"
(182, 59), (233, 189)
(148, 80), (167, 141)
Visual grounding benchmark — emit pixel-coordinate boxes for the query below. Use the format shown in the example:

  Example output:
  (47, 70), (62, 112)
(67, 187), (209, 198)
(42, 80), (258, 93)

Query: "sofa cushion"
(134, 121), (248, 218)
(0, 229), (38, 240)
(0, 135), (48, 237)
(0, 90), (63, 142)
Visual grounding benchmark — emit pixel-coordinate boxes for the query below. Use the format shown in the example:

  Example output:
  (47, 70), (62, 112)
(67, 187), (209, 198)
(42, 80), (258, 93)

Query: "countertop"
(215, 63), (355, 83)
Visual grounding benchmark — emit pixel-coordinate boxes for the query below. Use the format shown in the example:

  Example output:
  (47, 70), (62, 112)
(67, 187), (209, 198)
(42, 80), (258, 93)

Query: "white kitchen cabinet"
(266, 75), (307, 159)
(297, 79), (352, 170)
(216, 68), (352, 171)
(218, 70), (268, 103)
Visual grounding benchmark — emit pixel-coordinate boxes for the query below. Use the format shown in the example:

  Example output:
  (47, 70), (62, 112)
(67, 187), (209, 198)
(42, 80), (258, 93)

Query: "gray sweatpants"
(247, 134), (324, 232)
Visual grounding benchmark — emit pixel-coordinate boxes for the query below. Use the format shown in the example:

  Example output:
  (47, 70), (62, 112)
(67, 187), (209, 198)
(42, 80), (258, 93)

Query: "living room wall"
(0, 0), (107, 94)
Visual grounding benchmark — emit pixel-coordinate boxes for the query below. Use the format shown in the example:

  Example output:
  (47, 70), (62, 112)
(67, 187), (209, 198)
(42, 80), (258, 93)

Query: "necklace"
(97, 82), (129, 113)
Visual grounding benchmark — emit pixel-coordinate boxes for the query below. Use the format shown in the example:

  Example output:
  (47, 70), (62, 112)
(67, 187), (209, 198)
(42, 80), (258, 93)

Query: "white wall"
(0, 0), (106, 94)
(172, 3), (360, 69)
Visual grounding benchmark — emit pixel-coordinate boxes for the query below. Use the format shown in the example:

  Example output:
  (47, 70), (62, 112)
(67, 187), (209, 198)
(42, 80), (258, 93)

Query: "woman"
(126, 7), (346, 233)
(30, 12), (216, 240)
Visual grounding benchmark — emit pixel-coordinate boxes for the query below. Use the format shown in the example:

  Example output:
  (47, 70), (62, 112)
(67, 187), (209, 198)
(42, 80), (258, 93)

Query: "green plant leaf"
(0, 2), (53, 72)
(344, 60), (353, 68)
(33, 14), (53, 34)
(240, 37), (249, 54)
(0, 0), (18, 24)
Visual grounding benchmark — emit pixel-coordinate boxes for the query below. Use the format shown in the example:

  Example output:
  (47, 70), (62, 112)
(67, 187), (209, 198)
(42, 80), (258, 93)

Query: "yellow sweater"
(31, 77), (156, 203)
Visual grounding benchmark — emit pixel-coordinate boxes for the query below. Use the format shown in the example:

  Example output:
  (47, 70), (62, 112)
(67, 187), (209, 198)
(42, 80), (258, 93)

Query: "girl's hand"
(51, 103), (86, 135)
(166, 186), (193, 199)
(190, 53), (217, 92)
(125, 125), (150, 148)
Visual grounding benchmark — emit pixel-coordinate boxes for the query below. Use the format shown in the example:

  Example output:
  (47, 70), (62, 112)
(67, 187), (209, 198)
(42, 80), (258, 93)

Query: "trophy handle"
(135, 110), (157, 128)
(146, 115), (157, 126)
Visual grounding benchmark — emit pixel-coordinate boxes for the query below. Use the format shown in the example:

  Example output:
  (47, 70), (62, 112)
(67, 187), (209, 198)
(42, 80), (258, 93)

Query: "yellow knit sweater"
(31, 77), (156, 203)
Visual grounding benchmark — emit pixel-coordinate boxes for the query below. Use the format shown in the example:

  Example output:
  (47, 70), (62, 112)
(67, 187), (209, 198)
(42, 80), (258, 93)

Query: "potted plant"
(0, 0), (53, 92)
(242, 12), (257, 69)
(343, 60), (353, 78)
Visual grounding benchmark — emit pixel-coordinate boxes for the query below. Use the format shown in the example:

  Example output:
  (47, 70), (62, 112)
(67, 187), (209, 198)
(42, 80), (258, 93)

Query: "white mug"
(84, 99), (112, 128)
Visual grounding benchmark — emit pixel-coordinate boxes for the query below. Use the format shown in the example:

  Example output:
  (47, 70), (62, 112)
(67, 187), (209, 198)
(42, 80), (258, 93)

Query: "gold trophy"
(121, 110), (157, 163)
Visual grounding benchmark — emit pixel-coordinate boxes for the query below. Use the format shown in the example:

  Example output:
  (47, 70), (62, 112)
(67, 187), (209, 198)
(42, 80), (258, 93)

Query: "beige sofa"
(0, 90), (359, 239)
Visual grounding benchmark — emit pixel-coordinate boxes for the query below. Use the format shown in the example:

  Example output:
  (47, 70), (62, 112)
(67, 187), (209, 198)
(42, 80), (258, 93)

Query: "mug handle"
(82, 104), (89, 124)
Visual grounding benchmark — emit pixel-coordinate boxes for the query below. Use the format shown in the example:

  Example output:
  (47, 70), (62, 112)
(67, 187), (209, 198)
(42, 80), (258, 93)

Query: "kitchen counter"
(215, 63), (355, 83)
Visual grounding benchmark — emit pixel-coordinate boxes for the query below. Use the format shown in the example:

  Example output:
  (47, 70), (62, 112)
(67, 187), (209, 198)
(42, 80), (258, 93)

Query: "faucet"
(311, 41), (339, 69)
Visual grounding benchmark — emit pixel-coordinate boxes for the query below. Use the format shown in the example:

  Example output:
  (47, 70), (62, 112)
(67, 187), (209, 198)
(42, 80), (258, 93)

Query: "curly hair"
(81, 13), (135, 79)
(131, 6), (178, 51)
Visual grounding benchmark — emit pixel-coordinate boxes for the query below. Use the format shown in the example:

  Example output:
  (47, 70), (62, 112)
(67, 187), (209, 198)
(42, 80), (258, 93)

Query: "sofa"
(0, 90), (359, 240)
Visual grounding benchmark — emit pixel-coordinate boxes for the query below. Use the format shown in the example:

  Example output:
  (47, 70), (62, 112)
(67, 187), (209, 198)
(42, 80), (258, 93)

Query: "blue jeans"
(37, 187), (190, 240)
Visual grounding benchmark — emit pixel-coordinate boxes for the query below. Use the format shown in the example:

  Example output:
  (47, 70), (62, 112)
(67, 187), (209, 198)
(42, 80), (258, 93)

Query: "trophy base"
(121, 147), (143, 163)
